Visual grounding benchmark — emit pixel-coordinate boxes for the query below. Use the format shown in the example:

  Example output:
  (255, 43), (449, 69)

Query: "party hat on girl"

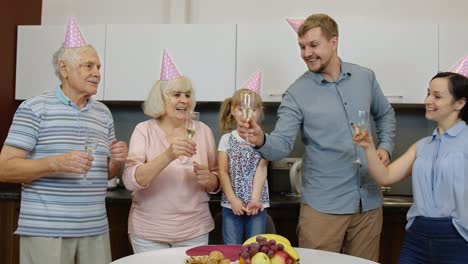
(450, 55), (468, 78)
(160, 49), (181, 81)
(286, 18), (305, 33)
(242, 71), (262, 94)
(64, 17), (87, 48)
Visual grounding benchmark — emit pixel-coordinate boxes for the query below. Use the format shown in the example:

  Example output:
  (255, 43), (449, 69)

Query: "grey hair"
(142, 76), (196, 118)
(52, 44), (96, 79)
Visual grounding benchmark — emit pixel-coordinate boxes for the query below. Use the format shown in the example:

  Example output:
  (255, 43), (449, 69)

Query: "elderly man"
(239, 14), (396, 261)
(0, 17), (127, 264)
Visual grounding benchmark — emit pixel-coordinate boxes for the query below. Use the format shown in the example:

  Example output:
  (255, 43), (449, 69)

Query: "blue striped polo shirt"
(5, 87), (115, 237)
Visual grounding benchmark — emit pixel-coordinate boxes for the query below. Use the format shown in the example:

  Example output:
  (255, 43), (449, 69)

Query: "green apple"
(251, 252), (271, 264)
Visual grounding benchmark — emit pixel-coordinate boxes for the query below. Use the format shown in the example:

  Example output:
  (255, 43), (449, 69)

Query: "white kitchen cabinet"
(104, 24), (236, 101)
(15, 25), (106, 100)
(236, 23), (307, 102)
(236, 22), (438, 104)
(439, 24), (468, 73)
(339, 23), (438, 104)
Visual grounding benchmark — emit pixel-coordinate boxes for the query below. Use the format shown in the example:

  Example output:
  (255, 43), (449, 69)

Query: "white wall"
(42, 0), (468, 25)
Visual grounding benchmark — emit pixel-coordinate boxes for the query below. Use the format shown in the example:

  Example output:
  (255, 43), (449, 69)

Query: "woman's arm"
(355, 132), (416, 185)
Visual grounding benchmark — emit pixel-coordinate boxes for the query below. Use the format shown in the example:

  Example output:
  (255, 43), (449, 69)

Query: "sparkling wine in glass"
(180, 111), (200, 165)
(353, 110), (370, 164)
(83, 131), (99, 184)
(240, 90), (255, 146)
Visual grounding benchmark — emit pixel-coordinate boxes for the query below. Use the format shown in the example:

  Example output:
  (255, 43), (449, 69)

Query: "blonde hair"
(218, 88), (263, 134)
(298, 13), (339, 40)
(142, 76), (196, 118)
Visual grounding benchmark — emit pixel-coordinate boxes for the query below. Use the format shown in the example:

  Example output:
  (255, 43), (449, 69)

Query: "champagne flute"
(240, 90), (255, 146)
(83, 131), (99, 184)
(352, 110), (370, 164)
(180, 111), (200, 165)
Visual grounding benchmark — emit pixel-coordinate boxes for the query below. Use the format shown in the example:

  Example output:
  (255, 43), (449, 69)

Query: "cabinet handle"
(268, 92), (283, 96)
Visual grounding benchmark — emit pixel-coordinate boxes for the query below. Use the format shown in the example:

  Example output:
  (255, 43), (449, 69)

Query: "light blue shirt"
(5, 87), (115, 237)
(407, 121), (468, 241)
(258, 61), (396, 214)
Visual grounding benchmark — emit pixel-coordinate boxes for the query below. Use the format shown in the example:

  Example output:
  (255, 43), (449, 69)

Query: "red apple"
(270, 250), (294, 264)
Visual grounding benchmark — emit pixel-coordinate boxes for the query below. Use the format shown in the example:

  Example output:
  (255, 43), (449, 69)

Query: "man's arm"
(0, 145), (92, 183)
(370, 71), (396, 158)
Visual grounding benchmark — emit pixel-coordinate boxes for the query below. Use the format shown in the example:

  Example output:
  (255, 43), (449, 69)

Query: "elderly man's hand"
(52, 151), (93, 174)
(110, 140), (128, 163)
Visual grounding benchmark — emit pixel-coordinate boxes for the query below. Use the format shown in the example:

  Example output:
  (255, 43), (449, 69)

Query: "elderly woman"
(122, 51), (219, 253)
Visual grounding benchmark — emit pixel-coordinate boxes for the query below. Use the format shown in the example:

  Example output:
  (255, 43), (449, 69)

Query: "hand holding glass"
(180, 111), (200, 164)
(83, 133), (99, 184)
(240, 90), (255, 146)
(353, 110), (370, 164)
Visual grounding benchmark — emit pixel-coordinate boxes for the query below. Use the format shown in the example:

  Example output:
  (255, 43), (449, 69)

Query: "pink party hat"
(286, 18), (305, 33)
(64, 17), (87, 48)
(160, 49), (181, 81)
(242, 71), (262, 94)
(450, 55), (468, 78)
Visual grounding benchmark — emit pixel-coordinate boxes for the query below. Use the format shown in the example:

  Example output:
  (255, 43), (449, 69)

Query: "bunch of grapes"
(239, 236), (285, 263)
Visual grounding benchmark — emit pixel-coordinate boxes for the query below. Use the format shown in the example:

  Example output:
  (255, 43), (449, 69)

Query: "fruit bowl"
(239, 234), (299, 264)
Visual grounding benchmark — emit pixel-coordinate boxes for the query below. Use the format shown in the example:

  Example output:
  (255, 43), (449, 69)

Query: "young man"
(239, 13), (396, 261)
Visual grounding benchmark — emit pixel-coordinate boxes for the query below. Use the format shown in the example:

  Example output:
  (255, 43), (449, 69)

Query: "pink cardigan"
(122, 119), (218, 242)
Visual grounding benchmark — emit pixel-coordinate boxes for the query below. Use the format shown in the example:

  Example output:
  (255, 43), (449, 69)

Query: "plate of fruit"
(238, 234), (299, 264)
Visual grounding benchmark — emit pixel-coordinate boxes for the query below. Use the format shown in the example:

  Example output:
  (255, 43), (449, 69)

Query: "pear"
(251, 252), (271, 264)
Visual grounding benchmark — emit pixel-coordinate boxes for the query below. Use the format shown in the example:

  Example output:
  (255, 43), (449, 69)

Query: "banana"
(243, 233), (291, 247)
(282, 244), (299, 261)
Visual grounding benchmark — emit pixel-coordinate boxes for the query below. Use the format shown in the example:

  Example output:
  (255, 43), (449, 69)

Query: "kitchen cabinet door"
(15, 25), (106, 100)
(339, 22), (438, 104)
(439, 24), (468, 73)
(104, 24), (236, 101)
(236, 23), (307, 102)
(236, 22), (438, 104)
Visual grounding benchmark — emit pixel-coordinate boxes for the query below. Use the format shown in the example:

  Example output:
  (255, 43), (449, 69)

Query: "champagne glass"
(353, 110), (370, 164)
(180, 111), (200, 165)
(83, 131), (99, 184)
(240, 90), (255, 146)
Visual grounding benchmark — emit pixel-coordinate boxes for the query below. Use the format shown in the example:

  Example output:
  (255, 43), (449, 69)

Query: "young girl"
(217, 72), (270, 245)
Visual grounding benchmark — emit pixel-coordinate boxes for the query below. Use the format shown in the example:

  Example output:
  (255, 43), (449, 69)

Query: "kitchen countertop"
(0, 186), (413, 208)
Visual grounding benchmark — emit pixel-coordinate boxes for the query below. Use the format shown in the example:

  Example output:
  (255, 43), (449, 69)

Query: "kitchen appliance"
(268, 158), (302, 196)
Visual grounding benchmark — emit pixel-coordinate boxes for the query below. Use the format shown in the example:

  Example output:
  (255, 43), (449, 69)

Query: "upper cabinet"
(339, 23), (438, 104)
(104, 24), (236, 101)
(438, 24), (468, 73)
(15, 25), (106, 100)
(16, 22), (441, 104)
(236, 22), (438, 104)
(236, 23), (307, 102)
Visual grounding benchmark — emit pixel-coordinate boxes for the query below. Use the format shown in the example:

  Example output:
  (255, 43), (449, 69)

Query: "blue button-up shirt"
(258, 61), (396, 214)
(407, 121), (468, 241)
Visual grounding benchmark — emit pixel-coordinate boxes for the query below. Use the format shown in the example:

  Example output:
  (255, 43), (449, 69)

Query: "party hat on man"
(160, 49), (181, 81)
(242, 71), (262, 94)
(286, 18), (305, 33)
(450, 55), (468, 78)
(64, 17), (87, 48)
